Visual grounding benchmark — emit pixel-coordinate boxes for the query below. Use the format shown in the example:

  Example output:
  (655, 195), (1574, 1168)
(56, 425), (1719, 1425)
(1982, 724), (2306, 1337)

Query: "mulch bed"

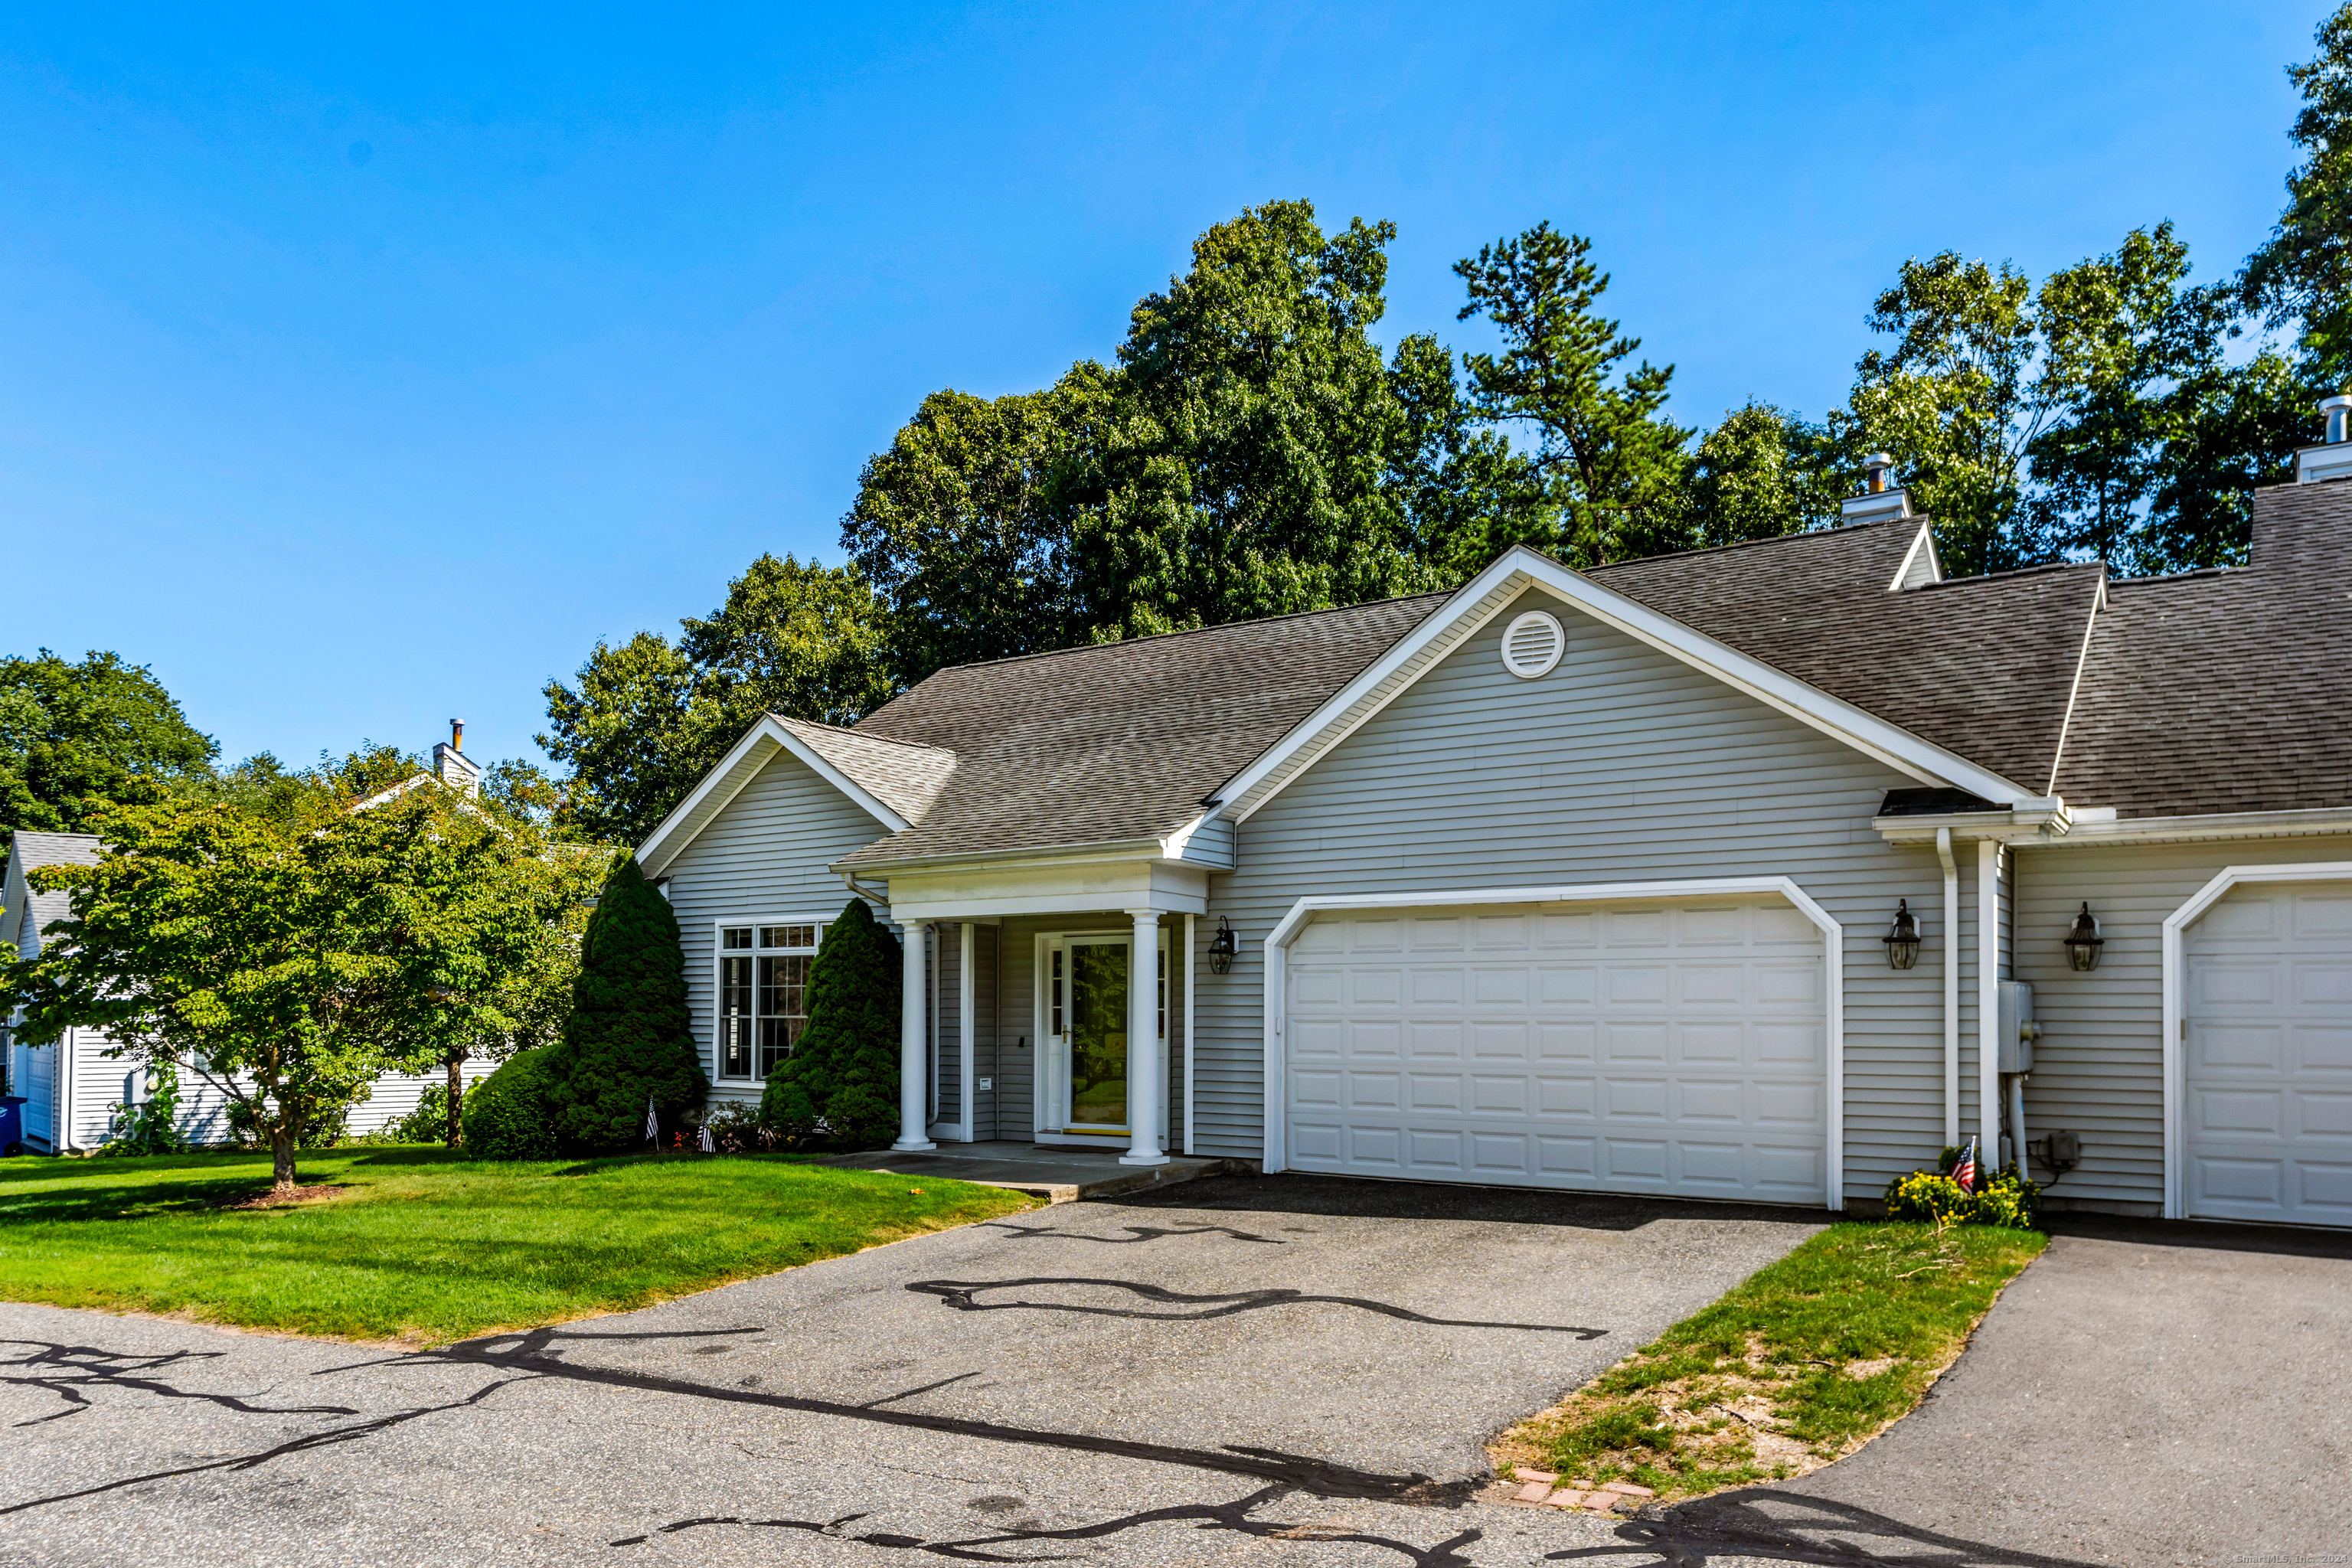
(217, 1184), (348, 1210)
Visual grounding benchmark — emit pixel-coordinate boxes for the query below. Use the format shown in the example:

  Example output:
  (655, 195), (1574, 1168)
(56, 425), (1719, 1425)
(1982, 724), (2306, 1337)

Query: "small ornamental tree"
(543, 857), (706, 1152)
(762, 900), (900, 1149)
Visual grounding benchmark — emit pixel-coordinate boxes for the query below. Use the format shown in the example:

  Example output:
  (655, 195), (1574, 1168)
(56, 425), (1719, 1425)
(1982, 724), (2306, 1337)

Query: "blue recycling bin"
(0, 1097), (24, 1154)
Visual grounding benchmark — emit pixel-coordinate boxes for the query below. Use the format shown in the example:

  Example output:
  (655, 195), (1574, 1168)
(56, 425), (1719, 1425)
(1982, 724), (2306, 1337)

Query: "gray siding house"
(639, 444), (2352, 1227)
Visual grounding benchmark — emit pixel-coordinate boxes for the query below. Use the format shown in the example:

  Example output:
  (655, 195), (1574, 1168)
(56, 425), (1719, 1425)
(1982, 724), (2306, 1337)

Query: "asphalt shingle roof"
(2054, 480), (2352, 817)
(5, 830), (102, 947)
(831, 593), (1450, 867)
(1593, 524), (2106, 794)
(769, 478), (2352, 865)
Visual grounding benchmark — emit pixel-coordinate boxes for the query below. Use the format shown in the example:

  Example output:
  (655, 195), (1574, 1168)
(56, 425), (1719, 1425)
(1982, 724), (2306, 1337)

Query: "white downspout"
(1977, 838), (2001, 1165)
(1937, 828), (1959, 1148)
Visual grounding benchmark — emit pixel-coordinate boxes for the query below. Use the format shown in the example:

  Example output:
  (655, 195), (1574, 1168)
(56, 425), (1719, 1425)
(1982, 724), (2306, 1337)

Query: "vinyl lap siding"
(659, 752), (895, 1109)
(1200, 585), (1965, 1201)
(2012, 833), (2352, 1214)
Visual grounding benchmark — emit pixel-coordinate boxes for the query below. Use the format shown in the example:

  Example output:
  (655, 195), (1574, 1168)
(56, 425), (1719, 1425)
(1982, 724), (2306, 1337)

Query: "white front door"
(1036, 929), (1170, 1145)
(1284, 897), (1828, 1204)
(2183, 879), (2352, 1227)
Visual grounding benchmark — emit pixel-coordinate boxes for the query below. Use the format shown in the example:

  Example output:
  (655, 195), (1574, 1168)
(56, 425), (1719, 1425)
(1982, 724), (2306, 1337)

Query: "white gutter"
(1977, 838), (2001, 1168)
(1937, 827), (1959, 1149)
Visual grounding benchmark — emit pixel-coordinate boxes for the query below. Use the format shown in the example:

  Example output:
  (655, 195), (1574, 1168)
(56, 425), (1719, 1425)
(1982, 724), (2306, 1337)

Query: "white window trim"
(710, 916), (828, 1084)
(1031, 926), (1172, 1147)
(1258, 875), (1846, 1210)
(2159, 861), (2352, 1219)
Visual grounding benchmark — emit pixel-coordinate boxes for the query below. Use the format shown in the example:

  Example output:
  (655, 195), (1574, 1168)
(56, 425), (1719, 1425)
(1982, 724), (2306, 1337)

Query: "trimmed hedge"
(462, 1050), (559, 1161)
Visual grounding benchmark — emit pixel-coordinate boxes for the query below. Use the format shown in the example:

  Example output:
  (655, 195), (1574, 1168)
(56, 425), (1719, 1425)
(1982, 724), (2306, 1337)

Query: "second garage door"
(1284, 897), (1828, 1204)
(2183, 879), (2352, 1227)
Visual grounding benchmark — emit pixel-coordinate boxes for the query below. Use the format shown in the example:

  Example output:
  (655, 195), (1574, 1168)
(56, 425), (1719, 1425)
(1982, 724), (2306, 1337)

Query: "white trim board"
(1257, 875), (1847, 1210)
(638, 715), (910, 876)
(1216, 545), (2032, 825)
(2159, 861), (2352, 1219)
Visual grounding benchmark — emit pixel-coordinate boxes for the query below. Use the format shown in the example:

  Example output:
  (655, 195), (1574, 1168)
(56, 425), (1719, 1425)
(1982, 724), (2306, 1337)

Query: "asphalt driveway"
(0, 1173), (1823, 1566)
(1621, 1215), (2352, 1567)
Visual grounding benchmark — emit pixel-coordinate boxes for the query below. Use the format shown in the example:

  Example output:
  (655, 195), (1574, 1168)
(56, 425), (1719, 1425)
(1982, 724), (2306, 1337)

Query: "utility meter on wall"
(1997, 980), (2038, 1073)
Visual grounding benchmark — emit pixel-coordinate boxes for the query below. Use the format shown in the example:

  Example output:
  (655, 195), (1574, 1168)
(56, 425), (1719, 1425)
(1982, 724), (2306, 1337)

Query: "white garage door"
(2184, 880), (2352, 1227)
(1284, 897), (1828, 1204)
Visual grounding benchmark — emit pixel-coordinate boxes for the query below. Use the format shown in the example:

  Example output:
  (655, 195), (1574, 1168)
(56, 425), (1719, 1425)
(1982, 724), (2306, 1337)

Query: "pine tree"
(762, 900), (902, 1150)
(544, 858), (707, 1152)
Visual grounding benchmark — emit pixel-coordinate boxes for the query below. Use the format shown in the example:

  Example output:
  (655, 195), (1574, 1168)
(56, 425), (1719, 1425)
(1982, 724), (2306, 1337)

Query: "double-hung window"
(717, 923), (819, 1080)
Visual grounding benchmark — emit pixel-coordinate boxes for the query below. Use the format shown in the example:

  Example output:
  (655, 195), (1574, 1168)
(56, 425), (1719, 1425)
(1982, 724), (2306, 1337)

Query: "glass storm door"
(1063, 935), (1130, 1130)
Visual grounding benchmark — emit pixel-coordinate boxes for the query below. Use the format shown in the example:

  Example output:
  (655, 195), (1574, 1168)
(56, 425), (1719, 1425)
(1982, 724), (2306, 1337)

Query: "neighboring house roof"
(645, 474), (2352, 871)
(828, 593), (1451, 868)
(2055, 484), (2352, 817)
(5, 831), (102, 953)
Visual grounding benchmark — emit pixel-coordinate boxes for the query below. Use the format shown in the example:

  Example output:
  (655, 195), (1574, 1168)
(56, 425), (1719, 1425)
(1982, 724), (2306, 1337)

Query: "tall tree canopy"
(540, 553), (891, 844)
(1451, 222), (1691, 568)
(0, 651), (217, 843)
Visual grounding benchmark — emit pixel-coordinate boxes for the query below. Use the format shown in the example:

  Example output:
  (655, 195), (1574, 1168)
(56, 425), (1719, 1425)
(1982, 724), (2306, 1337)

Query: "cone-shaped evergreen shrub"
(762, 900), (901, 1149)
(462, 1048), (558, 1161)
(544, 858), (707, 1152)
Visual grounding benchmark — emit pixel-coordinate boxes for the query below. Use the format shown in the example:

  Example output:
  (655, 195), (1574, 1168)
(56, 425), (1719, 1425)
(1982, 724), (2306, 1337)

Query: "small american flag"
(644, 1096), (660, 1145)
(698, 1122), (715, 1155)
(1952, 1138), (1978, 1192)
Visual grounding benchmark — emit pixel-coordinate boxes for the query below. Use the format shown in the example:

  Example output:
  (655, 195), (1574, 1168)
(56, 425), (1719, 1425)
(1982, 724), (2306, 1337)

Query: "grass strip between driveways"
(0, 1146), (1036, 1345)
(1493, 1220), (2047, 1502)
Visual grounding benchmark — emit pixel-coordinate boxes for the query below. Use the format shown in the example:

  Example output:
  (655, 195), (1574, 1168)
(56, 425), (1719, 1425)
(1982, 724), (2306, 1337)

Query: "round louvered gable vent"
(1499, 610), (1566, 678)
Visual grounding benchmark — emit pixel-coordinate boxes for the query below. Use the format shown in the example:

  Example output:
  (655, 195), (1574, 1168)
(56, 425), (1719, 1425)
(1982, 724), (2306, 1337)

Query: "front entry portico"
(890, 910), (1176, 1166)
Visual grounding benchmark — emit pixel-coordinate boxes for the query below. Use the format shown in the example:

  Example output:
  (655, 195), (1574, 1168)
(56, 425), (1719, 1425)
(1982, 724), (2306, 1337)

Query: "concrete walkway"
(816, 1139), (1241, 1203)
(1621, 1215), (2352, 1566)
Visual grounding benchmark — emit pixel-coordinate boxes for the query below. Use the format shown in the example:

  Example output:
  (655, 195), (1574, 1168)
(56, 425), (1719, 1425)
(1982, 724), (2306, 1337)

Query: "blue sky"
(0, 2), (2327, 774)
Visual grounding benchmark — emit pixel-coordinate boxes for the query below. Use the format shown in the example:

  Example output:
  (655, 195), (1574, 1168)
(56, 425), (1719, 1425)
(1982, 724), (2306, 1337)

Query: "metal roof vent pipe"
(1838, 450), (1914, 526)
(2294, 394), (2352, 482)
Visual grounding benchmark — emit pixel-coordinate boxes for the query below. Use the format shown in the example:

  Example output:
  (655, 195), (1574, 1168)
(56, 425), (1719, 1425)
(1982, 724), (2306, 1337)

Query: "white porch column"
(893, 919), (936, 1152)
(1120, 908), (1168, 1167)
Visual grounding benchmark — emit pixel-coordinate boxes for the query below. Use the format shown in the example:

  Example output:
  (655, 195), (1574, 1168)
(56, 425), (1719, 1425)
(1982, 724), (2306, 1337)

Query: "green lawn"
(1494, 1220), (2047, 1501)
(0, 1147), (1037, 1344)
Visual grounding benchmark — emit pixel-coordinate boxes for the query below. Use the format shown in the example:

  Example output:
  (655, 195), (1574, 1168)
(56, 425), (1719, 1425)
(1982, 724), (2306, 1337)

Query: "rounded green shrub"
(462, 1049), (558, 1161)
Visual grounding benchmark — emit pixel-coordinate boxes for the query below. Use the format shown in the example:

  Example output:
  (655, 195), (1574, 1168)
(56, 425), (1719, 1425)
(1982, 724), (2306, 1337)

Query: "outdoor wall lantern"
(1882, 900), (1922, 970)
(2063, 903), (2106, 972)
(1207, 916), (1240, 975)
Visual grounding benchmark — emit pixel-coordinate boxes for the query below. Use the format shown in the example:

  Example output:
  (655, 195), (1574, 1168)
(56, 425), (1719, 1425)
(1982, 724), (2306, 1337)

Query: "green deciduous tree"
(2243, 3), (2352, 394)
(2, 782), (556, 1189)
(1452, 222), (1693, 567)
(0, 651), (217, 844)
(1076, 201), (1435, 637)
(761, 900), (900, 1150)
(1842, 251), (2043, 575)
(541, 856), (705, 1152)
(844, 377), (1093, 684)
(541, 554), (892, 844)
(1683, 402), (1842, 549)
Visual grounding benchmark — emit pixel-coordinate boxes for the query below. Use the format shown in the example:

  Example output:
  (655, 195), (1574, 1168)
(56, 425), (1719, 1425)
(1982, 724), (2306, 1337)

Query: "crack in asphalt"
(612, 1482), (1488, 1565)
(903, 1277), (1611, 1336)
(979, 1220), (1289, 1245)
